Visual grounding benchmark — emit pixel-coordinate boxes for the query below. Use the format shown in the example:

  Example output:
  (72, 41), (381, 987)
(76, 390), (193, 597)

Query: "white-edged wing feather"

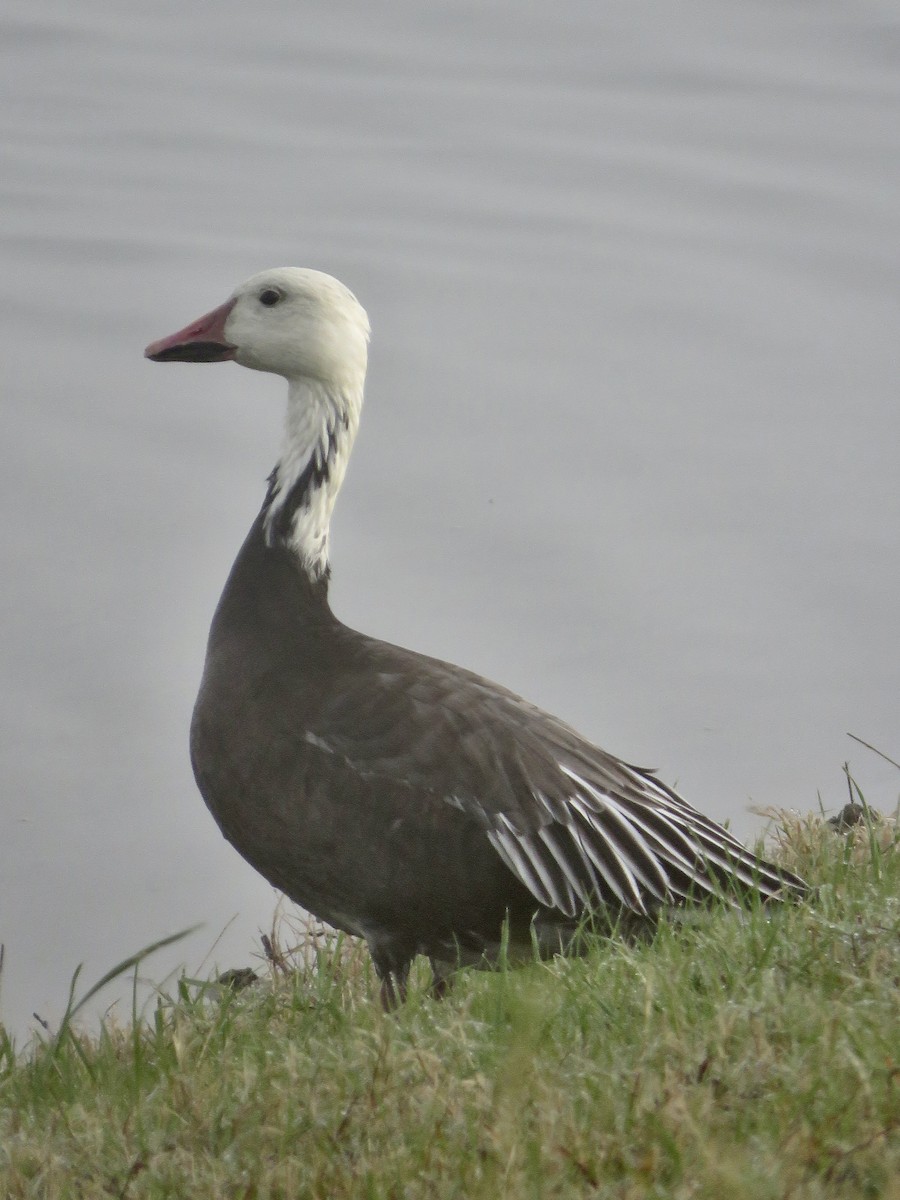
(313, 633), (807, 919)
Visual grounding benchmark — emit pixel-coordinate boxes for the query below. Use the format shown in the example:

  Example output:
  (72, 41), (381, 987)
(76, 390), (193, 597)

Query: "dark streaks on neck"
(263, 413), (349, 546)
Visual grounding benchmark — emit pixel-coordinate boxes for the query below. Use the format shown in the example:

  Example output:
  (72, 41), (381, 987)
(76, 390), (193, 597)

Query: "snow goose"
(146, 268), (806, 1007)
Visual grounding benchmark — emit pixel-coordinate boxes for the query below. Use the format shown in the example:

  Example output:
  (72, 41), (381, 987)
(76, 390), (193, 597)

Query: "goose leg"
(428, 958), (454, 1000)
(374, 955), (411, 1011)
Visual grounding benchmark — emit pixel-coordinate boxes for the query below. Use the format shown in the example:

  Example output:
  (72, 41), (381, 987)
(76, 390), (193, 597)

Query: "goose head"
(145, 267), (370, 391)
(146, 268), (372, 582)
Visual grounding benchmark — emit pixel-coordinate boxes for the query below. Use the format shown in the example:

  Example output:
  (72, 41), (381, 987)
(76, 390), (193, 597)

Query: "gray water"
(2, 0), (898, 1041)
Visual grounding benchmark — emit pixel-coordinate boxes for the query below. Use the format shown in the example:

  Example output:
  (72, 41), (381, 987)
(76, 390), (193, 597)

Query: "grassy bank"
(1, 809), (897, 1199)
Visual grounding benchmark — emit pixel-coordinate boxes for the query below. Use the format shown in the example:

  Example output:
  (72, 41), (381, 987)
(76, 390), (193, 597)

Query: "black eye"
(259, 288), (282, 307)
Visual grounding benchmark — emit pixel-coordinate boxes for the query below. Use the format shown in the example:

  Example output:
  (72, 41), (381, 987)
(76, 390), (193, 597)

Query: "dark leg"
(428, 958), (454, 1000)
(374, 957), (410, 1011)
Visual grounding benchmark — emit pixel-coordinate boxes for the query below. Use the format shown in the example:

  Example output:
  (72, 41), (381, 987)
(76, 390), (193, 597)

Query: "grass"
(0, 806), (897, 1200)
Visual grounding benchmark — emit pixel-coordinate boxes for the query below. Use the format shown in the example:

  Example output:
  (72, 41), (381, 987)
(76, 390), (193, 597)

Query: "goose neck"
(262, 376), (362, 582)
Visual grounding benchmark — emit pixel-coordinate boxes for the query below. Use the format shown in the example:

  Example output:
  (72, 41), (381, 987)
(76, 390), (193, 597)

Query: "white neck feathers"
(263, 376), (363, 581)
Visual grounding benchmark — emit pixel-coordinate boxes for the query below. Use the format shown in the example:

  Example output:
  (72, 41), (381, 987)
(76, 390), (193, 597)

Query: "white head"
(146, 267), (370, 387)
(146, 267), (371, 582)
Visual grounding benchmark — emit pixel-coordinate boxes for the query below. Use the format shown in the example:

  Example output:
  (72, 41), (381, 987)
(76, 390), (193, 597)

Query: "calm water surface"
(2, 0), (899, 1039)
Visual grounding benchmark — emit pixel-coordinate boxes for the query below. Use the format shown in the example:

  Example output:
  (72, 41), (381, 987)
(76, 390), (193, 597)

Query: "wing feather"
(309, 632), (806, 919)
(487, 826), (555, 909)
